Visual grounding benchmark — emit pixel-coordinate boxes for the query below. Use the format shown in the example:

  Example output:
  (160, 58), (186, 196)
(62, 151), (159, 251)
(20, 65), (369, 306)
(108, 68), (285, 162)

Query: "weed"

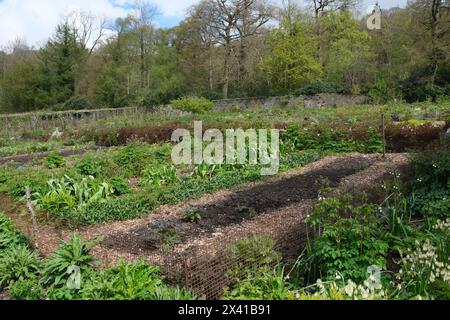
(183, 207), (204, 223)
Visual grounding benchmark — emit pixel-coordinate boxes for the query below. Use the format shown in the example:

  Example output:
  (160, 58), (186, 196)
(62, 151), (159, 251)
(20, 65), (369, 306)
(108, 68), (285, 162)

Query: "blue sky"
(0, 0), (409, 47)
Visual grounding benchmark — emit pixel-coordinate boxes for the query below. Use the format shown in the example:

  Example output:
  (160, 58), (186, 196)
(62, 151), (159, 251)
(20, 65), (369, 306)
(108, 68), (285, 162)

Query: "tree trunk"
(223, 38), (232, 99)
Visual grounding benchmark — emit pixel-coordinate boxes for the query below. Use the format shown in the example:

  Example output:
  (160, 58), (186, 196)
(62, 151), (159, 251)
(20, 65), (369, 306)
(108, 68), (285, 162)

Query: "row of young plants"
(0, 219), (198, 300)
(222, 141), (449, 300)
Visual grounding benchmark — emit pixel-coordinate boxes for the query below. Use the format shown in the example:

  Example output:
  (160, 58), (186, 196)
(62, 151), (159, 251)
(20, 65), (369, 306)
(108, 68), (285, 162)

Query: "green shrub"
(114, 143), (147, 177)
(0, 245), (41, 288)
(402, 81), (446, 103)
(63, 96), (93, 110)
(33, 175), (115, 213)
(170, 96), (214, 114)
(76, 157), (102, 177)
(109, 177), (129, 196)
(45, 153), (66, 169)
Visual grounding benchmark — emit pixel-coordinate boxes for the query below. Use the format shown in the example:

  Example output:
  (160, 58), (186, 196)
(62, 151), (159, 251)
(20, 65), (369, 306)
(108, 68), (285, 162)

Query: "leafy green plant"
(76, 157), (102, 177)
(141, 165), (179, 187)
(33, 175), (114, 213)
(45, 153), (66, 169)
(183, 207), (204, 223)
(0, 245), (41, 288)
(41, 234), (98, 288)
(171, 96), (214, 114)
(38, 191), (76, 213)
(114, 143), (147, 176)
(192, 163), (220, 179)
(8, 278), (44, 300)
(306, 198), (389, 283)
(0, 214), (28, 250)
(224, 268), (291, 300)
(79, 260), (197, 300)
(109, 177), (129, 195)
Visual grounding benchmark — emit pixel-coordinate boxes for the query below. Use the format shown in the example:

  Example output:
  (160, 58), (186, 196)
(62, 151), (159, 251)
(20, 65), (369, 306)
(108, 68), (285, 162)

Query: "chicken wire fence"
(104, 207), (311, 300)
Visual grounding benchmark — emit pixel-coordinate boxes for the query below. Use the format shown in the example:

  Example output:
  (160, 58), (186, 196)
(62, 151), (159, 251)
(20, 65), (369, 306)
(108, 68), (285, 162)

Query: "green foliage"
(170, 96), (214, 114)
(141, 165), (179, 187)
(261, 20), (321, 94)
(0, 245), (41, 288)
(224, 268), (291, 300)
(45, 153), (66, 169)
(41, 234), (98, 287)
(63, 95), (93, 110)
(183, 207), (204, 223)
(76, 157), (102, 177)
(306, 199), (389, 283)
(8, 278), (44, 300)
(39, 191), (76, 213)
(33, 175), (114, 213)
(0, 214), (28, 250)
(227, 236), (282, 280)
(109, 177), (129, 195)
(79, 260), (197, 300)
(409, 142), (450, 225)
(114, 143), (147, 177)
(68, 195), (153, 225)
(39, 23), (87, 104)
(368, 79), (395, 103)
(0, 59), (52, 112)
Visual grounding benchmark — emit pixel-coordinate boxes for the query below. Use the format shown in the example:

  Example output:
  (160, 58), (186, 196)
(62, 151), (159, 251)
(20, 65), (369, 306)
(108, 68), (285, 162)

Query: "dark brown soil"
(103, 154), (376, 255)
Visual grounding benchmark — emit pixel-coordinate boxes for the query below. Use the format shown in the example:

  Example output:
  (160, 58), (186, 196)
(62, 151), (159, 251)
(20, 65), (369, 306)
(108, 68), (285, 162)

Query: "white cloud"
(0, 0), (131, 48)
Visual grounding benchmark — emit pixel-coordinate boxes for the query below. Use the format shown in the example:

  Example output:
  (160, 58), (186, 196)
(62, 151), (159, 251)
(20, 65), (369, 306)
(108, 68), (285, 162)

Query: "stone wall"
(212, 94), (369, 111)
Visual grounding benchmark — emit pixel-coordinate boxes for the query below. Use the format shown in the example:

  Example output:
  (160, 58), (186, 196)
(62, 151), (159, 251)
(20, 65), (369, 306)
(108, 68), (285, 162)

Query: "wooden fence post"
(382, 113), (386, 158)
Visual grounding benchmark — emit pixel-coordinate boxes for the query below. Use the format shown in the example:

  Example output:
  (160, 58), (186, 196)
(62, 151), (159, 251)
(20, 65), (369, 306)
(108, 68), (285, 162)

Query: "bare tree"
(310, 0), (359, 21)
(129, 0), (159, 90)
(65, 10), (107, 56)
(193, 0), (272, 98)
(235, 0), (272, 84)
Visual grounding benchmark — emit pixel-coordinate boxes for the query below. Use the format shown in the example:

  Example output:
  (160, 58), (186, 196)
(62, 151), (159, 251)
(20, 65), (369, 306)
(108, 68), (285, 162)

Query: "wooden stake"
(382, 113), (386, 158)
(25, 186), (38, 247)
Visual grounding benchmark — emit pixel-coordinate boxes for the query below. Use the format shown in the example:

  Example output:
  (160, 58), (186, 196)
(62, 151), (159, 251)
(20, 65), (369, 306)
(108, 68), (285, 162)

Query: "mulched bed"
(104, 154), (376, 255)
